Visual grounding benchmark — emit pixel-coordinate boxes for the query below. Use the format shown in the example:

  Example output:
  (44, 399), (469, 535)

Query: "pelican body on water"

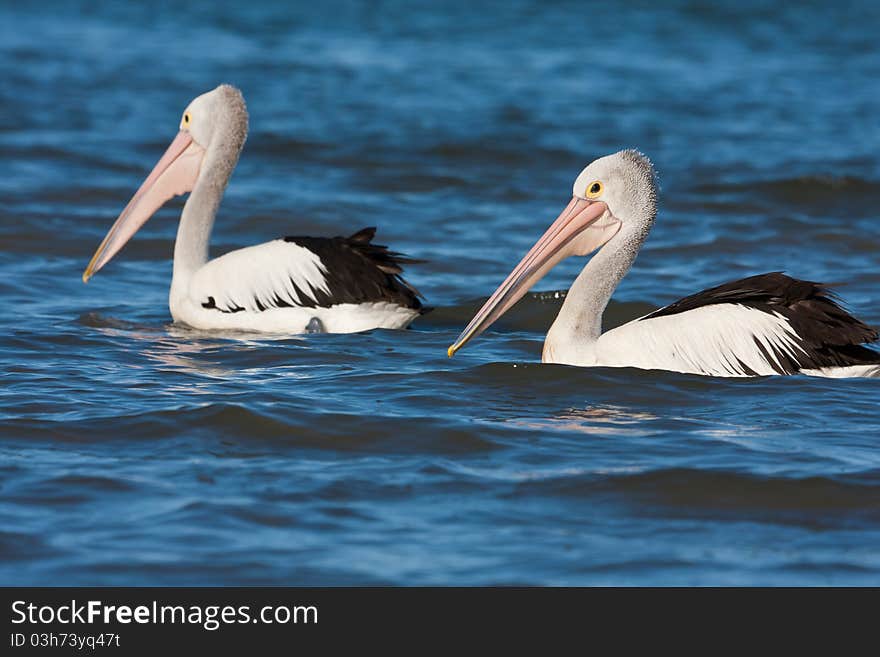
(83, 85), (424, 334)
(83, 89), (879, 377)
(449, 150), (880, 378)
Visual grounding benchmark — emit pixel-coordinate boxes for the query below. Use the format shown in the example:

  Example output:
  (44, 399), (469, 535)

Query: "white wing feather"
(596, 304), (807, 377)
(189, 240), (331, 312)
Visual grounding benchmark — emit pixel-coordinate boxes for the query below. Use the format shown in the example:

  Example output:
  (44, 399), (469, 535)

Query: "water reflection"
(508, 405), (659, 437)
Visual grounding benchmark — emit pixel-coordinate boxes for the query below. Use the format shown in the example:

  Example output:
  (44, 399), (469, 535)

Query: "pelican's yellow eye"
(182, 112), (191, 127)
(586, 181), (603, 198)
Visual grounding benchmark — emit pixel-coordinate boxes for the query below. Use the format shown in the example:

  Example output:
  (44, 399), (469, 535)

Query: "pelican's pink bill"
(447, 197), (620, 357)
(82, 131), (205, 282)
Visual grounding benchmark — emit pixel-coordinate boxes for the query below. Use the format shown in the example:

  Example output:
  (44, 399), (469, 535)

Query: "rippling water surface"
(2, 1), (880, 585)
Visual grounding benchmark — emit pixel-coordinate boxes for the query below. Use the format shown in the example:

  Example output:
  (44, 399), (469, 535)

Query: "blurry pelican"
(83, 85), (424, 334)
(448, 150), (880, 377)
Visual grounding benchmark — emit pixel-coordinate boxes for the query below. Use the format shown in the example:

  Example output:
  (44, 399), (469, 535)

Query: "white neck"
(543, 229), (644, 364)
(170, 142), (237, 290)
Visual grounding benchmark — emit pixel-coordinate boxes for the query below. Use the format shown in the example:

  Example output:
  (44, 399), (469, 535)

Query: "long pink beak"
(82, 131), (205, 282)
(447, 197), (618, 357)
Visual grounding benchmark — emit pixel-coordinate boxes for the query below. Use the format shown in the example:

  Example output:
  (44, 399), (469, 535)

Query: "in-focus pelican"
(83, 84), (424, 333)
(448, 150), (880, 377)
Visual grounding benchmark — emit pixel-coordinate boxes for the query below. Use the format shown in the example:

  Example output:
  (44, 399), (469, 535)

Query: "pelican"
(448, 150), (880, 377)
(83, 84), (424, 334)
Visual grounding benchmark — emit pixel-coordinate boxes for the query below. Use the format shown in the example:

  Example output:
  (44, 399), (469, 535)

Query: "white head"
(83, 84), (248, 282)
(179, 84), (248, 166)
(571, 149), (657, 239)
(448, 149), (659, 356)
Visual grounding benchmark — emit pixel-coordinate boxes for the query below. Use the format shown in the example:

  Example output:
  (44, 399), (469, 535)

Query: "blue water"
(2, 1), (880, 585)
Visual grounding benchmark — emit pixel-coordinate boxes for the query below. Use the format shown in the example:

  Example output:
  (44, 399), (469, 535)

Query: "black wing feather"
(283, 227), (425, 311)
